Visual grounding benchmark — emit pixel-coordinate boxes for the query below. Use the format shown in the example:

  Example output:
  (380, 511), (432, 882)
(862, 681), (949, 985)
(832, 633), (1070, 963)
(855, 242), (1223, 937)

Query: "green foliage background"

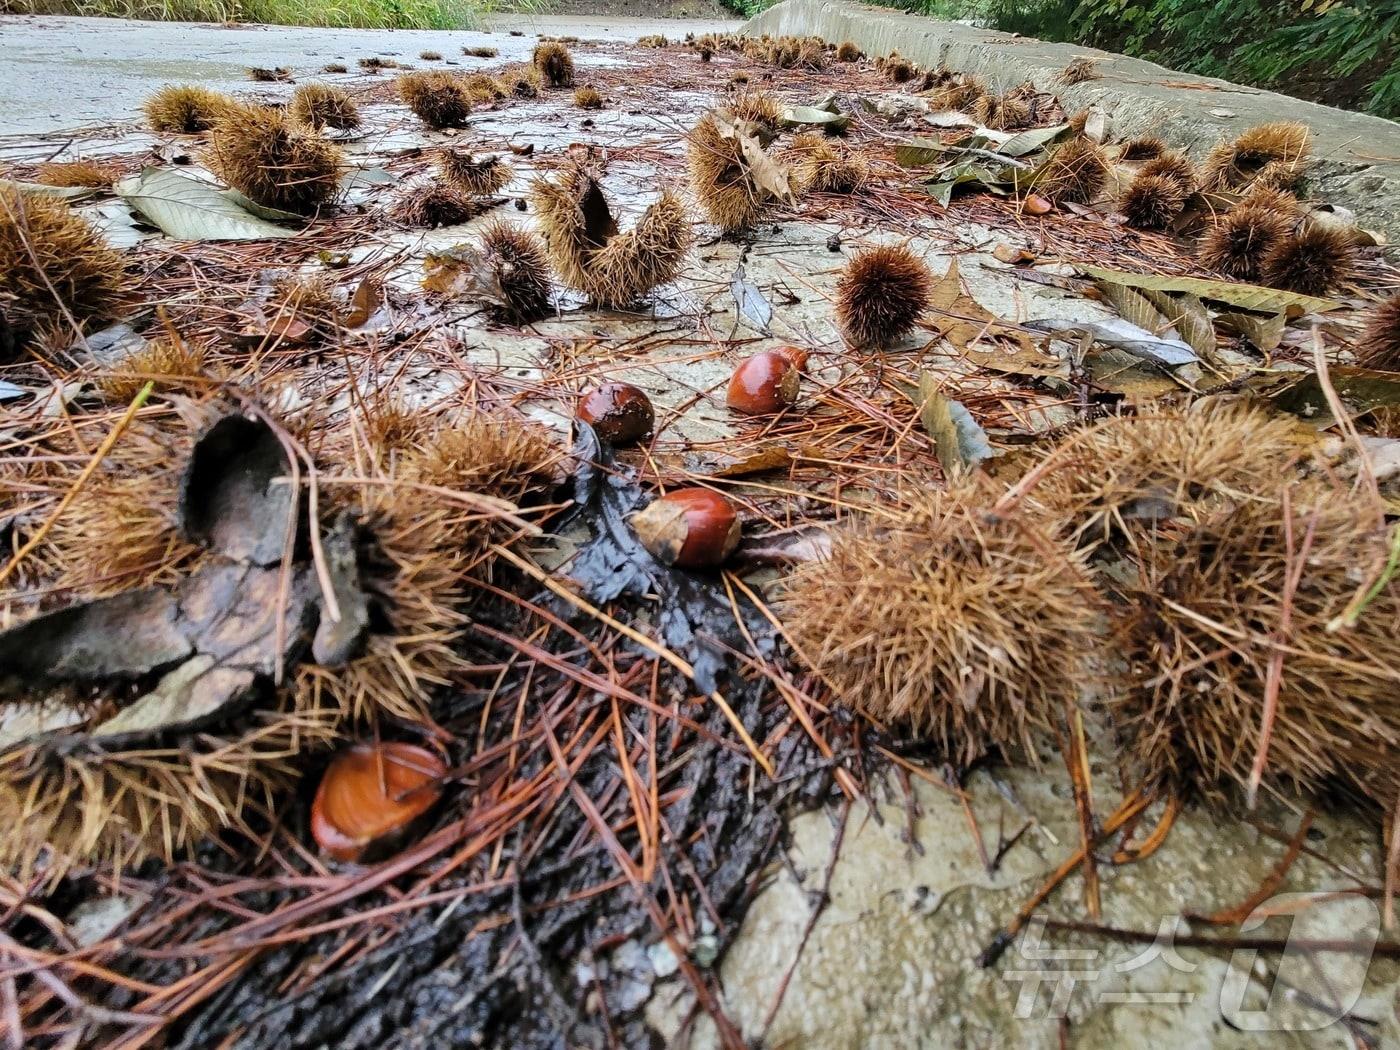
(721, 0), (1400, 118)
(0, 0), (515, 28)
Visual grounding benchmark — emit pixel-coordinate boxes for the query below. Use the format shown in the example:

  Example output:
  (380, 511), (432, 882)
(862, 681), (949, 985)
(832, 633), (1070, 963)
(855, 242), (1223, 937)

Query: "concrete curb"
(742, 0), (1400, 240)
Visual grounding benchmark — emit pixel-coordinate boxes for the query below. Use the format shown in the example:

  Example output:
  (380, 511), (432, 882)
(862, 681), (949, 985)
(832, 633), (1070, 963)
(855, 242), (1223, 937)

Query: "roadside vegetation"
(0, 0), (520, 29)
(720, 0), (1400, 119)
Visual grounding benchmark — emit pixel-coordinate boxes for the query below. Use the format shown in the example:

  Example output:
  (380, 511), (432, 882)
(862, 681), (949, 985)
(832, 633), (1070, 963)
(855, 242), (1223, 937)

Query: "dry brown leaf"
(928, 258), (1033, 353)
(344, 278), (380, 327)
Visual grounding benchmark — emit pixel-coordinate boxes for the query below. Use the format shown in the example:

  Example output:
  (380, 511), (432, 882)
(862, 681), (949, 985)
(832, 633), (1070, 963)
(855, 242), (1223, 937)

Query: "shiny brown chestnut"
(630, 488), (741, 569)
(774, 344), (809, 372)
(311, 742), (447, 863)
(577, 382), (654, 446)
(726, 351), (800, 416)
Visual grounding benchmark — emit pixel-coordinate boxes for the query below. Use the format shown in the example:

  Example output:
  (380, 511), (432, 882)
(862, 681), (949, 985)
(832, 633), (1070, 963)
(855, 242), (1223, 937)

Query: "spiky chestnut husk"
(1120, 136), (1166, 161)
(1114, 469), (1399, 805)
(729, 90), (784, 139)
(529, 159), (691, 307)
(532, 41), (575, 87)
(96, 336), (207, 402)
(0, 187), (126, 356)
(574, 85), (603, 110)
(437, 149), (513, 196)
(500, 65), (542, 98)
(686, 113), (772, 233)
(289, 82), (362, 131)
(0, 704), (341, 881)
(142, 84), (237, 133)
(1137, 150), (1196, 191)
(206, 105), (341, 215)
(35, 160), (119, 188)
(420, 49), (443, 60)
(1201, 121), (1311, 191)
(1238, 183), (1300, 216)
(582, 189), (692, 307)
(476, 220), (553, 323)
(974, 94), (1033, 131)
(391, 184), (484, 228)
(885, 57), (916, 83)
(1261, 221), (1356, 295)
(1027, 404), (1307, 557)
(835, 243), (933, 350)
(1118, 173), (1188, 230)
(464, 45), (498, 58)
(789, 134), (869, 195)
(461, 72), (505, 102)
(1057, 56), (1100, 85)
(1035, 138), (1109, 205)
(782, 477), (1104, 766)
(397, 71), (473, 128)
(323, 62), (349, 73)
(297, 413), (562, 725)
(836, 40), (861, 61)
(930, 75), (986, 113)
(1198, 204), (1293, 282)
(1356, 293), (1400, 372)
(270, 272), (341, 331)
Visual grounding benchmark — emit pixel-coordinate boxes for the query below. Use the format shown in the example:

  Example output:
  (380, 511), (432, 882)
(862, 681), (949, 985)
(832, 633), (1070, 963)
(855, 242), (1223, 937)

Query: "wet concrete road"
(0, 13), (738, 136)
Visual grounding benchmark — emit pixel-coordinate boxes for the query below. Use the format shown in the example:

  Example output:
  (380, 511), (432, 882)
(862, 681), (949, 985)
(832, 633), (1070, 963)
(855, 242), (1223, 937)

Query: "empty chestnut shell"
(577, 382), (654, 446)
(630, 488), (740, 569)
(727, 351), (800, 415)
(311, 742), (447, 863)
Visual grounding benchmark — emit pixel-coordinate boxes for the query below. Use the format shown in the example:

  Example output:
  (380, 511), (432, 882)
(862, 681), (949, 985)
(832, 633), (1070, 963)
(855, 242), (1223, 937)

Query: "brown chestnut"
(578, 382), (654, 446)
(630, 488), (740, 569)
(774, 345), (809, 372)
(727, 351), (800, 416)
(311, 741), (447, 863)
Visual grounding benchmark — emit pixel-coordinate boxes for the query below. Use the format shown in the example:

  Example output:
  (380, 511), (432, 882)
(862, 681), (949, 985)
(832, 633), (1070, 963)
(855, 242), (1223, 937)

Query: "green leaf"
(780, 105), (851, 133)
(1078, 264), (1342, 315)
(116, 167), (295, 241)
(917, 372), (994, 477)
(0, 179), (97, 200)
(997, 123), (1070, 158)
(917, 163), (1009, 206)
(222, 189), (306, 225)
(895, 137), (953, 168)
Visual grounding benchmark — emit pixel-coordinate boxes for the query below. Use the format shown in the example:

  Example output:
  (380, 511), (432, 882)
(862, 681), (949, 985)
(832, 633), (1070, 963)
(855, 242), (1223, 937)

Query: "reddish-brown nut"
(577, 382), (655, 446)
(630, 488), (740, 569)
(311, 742), (447, 863)
(774, 345), (809, 372)
(726, 351), (800, 415)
